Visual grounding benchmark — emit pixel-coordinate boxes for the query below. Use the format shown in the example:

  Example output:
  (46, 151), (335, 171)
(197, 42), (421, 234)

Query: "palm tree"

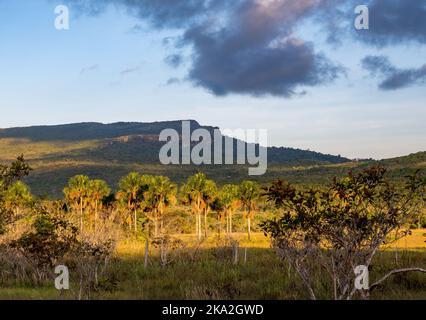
(118, 172), (144, 233)
(64, 175), (90, 231)
(4, 181), (33, 217)
(144, 176), (177, 237)
(201, 180), (217, 237)
(88, 179), (110, 232)
(216, 184), (239, 236)
(181, 173), (208, 240)
(238, 181), (260, 241)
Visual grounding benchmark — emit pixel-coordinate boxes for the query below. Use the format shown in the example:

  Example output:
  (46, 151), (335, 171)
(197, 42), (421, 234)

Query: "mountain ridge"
(0, 120), (217, 142)
(1, 121), (423, 198)
(0, 121), (350, 164)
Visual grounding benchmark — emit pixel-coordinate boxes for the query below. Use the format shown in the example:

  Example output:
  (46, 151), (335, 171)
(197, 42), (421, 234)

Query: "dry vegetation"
(1, 232), (425, 300)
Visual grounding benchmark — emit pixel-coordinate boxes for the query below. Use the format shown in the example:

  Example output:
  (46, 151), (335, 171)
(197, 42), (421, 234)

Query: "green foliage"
(214, 184), (239, 212)
(0, 155), (32, 190)
(63, 175), (91, 204)
(181, 173), (217, 214)
(88, 179), (111, 201)
(181, 173), (208, 211)
(144, 176), (177, 211)
(10, 206), (79, 269)
(144, 176), (178, 236)
(238, 181), (260, 216)
(261, 166), (426, 299)
(202, 180), (217, 209)
(117, 172), (148, 209)
(63, 175), (111, 231)
(0, 156), (32, 233)
(3, 181), (33, 215)
(263, 166), (426, 245)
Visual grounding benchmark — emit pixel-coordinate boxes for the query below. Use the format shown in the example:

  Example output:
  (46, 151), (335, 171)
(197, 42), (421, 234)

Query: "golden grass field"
(117, 230), (426, 255)
(384, 229), (426, 250)
(0, 230), (424, 300)
(98, 230), (426, 300)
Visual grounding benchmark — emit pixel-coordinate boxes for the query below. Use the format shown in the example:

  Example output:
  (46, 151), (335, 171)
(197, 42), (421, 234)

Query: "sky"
(0, 0), (425, 160)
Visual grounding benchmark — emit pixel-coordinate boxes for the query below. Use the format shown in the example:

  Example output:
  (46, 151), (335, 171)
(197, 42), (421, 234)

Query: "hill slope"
(8, 121), (424, 198)
(0, 121), (349, 164)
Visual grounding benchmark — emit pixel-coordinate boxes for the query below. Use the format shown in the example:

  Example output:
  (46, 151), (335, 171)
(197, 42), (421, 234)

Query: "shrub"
(261, 166), (426, 300)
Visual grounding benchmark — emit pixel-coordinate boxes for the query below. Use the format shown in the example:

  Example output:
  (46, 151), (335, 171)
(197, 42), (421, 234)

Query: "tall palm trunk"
(218, 215), (223, 238)
(195, 213), (198, 240)
(247, 211), (251, 241)
(229, 212), (233, 235)
(198, 213), (202, 240)
(204, 208), (208, 238)
(133, 191), (138, 233)
(225, 212), (229, 235)
(196, 195), (202, 240)
(127, 198), (132, 230)
(79, 197), (83, 232)
(154, 209), (159, 237)
(94, 199), (98, 233)
(134, 208), (138, 233)
(159, 203), (164, 236)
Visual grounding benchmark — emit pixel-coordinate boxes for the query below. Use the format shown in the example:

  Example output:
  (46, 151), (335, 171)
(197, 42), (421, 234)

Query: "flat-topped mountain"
(0, 120), (215, 141)
(9, 120), (421, 198)
(0, 121), (349, 165)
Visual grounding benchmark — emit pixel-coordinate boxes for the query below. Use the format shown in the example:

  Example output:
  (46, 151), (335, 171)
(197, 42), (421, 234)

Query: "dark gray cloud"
(185, 30), (341, 96)
(180, 0), (344, 97)
(64, 0), (426, 96)
(65, 0), (343, 97)
(362, 55), (426, 90)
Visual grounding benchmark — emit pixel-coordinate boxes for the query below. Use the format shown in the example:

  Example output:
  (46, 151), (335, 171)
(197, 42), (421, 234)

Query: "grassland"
(1, 231), (424, 300)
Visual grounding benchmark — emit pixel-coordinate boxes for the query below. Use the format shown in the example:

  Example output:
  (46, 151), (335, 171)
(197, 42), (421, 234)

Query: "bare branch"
(370, 268), (426, 292)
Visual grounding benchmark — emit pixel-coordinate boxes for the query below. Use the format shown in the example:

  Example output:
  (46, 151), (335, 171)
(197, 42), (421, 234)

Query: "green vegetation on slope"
(0, 121), (352, 197)
(0, 122), (424, 198)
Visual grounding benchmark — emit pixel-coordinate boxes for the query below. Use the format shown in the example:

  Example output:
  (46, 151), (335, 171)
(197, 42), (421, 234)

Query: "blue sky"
(1, 0), (425, 159)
